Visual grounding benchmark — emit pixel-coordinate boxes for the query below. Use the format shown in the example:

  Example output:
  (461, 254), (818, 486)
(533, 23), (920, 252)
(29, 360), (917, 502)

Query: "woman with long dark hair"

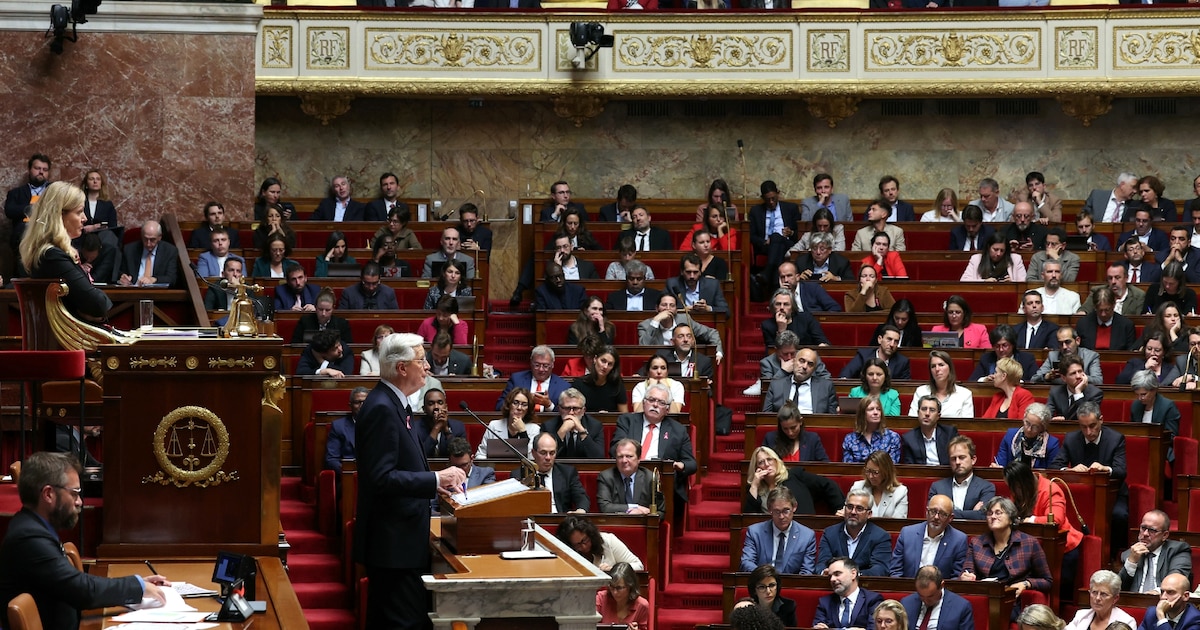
(315, 230), (355, 277)
(253, 177), (295, 221)
(571, 346), (627, 413)
(873, 299), (923, 348)
(962, 233), (1026, 282)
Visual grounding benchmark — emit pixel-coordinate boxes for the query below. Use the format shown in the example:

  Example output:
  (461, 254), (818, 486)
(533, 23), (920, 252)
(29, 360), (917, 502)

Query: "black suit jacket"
(1075, 312), (1138, 351)
(187, 224), (241, 250)
(430, 350), (472, 376)
(762, 430), (830, 462)
(816, 522), (893, 576)
(84, 242), (120, 285)
(620, 226), (672, 251)
(120, 240), (180, 287)
(761, 313), (829, 348)
(611, 413), (697, 504)
(664, 276), (729, 313)
(597, 202), (629, 222)
(31, 248), (113, 321)
(900, 424), (960, 465)
(0, 508), (143, 630)
(540, 201), (586, 223)
(890, 200), (916, 222)
(604, 287), (663, 312)
(1047, 384), (1104, 420)
(596, 466), (664, 513)
(86, 199), (119, 229)
(311, 197), (368, 221)
(514, 463), (590, 512)
(749, 202), (801, 252)
(1014, 320), (1060, 350)
(4, 183), (35, 246)
(655, 349), (714, 379)
(1051, 426), (1127, 490)
(948, 224), (996, 251)
(540, 414), (606, 459)
(839, 348), (910, 380)
(290, 313), (354, 344)
(417, 417), (467, 458)
(365, 199), (404, 223)
(535, 282), (587, 311)
(795, 252), (853, 281)
(969, 350), (1038, 383)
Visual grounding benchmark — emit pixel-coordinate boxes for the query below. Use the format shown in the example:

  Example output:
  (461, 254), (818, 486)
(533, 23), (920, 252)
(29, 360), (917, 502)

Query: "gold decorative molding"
(263, 25), (293, 69)
(806, 94), (860, 127)
(264, 356), (278, 370)
(553, 94), (606, 127)
(1057, 94), (1112, 126)
(1114, 27), (1200, 69)
(615, 31), (791, 71)
(262, 375), (286, 413)
(130, 357), (177, 369)
(300, 94), (354, 125)
(1055, 26), (1097, 70)
(808, 30), (850, 72)
(186, 356), (199, 370)
(865, 29), (1040, 71)
(307, 26), (350, 70)
(209, 357), (257, 369)
(142, 406), (239, 488)
(365, 28), (540, 70)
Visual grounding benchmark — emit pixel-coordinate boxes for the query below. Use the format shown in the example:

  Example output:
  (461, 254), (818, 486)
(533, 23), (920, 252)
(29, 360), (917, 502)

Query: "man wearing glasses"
(611, 383), (696, 517)
(889, 495), (967, 579)
(815, 488), (892, 576)
(496, 346), (570, 412)
(739, 486), (816, 574)
(0, 452), (168, 628)
(540, 181), (586, 223)
(1119, 510), (1192, 593)
(540, 388), (605, 458)
(119, 219), (178, 287)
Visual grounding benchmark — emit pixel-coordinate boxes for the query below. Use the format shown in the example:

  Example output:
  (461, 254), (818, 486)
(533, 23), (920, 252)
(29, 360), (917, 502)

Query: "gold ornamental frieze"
(365, 28), (540, 70)
(1055, 26), (1097, 70)
(615, 31), (791, 72)
(129, 356), (177, 369)
(307, 26), (350, 70)
(808, 30), (850, 72)
(865, 29), (1040, 71)
(1115, 27), (1200, 69)
(209, 356), (257, 369)
(263, 25), (293, 69)
(142, 406), (240, 488)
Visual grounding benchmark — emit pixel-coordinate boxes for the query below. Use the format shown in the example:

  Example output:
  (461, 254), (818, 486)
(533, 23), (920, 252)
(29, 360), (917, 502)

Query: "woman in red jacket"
(859, 231), (908, 278)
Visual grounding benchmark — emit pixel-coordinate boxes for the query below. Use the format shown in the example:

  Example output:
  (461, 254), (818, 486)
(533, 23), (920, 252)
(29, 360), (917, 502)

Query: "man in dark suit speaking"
(354, 332), (466, 630)
(610, 383), (697, 516)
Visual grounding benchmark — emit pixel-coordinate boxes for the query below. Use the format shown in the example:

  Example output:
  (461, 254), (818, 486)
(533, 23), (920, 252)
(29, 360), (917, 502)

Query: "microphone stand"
(459, 401), (542, 489)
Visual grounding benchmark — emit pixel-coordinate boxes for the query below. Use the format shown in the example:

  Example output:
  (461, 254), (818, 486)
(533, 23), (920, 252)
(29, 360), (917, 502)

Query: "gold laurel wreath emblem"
(141, 406), (239, 487)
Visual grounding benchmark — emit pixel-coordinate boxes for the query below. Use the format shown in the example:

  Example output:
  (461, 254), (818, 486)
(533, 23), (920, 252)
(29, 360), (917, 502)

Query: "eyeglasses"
(560, 405), (584, 413)
(51, 485), (82, 498)
(755, 582), (778, 592)
(926, 508), (951, 519)
(844, 504), (870, 513)
(864, 468), (882, 477)
(769, 508), (793, 517)
(532, 362), (554, 370)
(1140, 524), (1166, 534)
(510, 400), (530, 408)
(643, 398), (668, 407)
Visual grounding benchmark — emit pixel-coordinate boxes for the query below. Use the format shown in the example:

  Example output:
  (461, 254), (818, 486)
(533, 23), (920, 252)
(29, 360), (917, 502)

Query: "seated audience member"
(762, 402), (830, 463)
(1146, 261), (1197, 315)
(604, 260), (660, 312)
(253, 177), (294, 221)
(119, 219), (179, 287)
(446, 436), (494, 488)
(428, 332), (471, 377)
(638, 294), (724, 365)
(962, 233), (1026, 282)
(851, 199), (906, 252)
(840, 325), (910, 380)
(253, 204), (296, 253)
(424, 259), (472, 311)
(1118, 509), (1192, 593)
(605, 235), (656, 281)
(994, 402), (1059, 468)
(1174, 327), (1200, 387)
(77, 233), (118, 285)
(903, 395), (961, 464)
(1026, 228), (1081, 282)
(749, 564), (797, 628)
(1134, 574), (1199, 630)
(877, 175), (914, 221)
(456, 203), (492, 251)
(596, 563), (650, 630)
(189, 200), (240, 250)
(196, 228), (243, 278)
(740, 485), (817, 574)
(297, 329), (354, 378)
(417, 295), (469, 346)
(846, 450), (908, 519)
(417, 387), (467, 458)
(601, 184), (637, 224)
(875, 299), (923, 348)
(694, 179), (738, 223)
(845, 264), (895, 313)
(778, 261), (842, 312)
(311, 175), (366, 221)
(729, 597), (784, 630)
(1119, 208), (1170, 253)
(274, 264), (321, 313)
(889, 498), (967, 579)
(982, 356), (1035, 420)
(251, 233), (297, 279)
(374, 206), (420, 250)
(551, 233), (599, 280)
(291, 289), (352, 344)
(610, 393), (698, 518)
(748, 330), (824, 396)
(967, 177), (1014, 222)
(540, 389), (605, 459)
(632, 355), (685, 413)
(204, 258), (252, 311)
(848, 358), (900, 416)
(597, 438), (663, 513)
(690, 229), (729, 280)
(873, 601), (909, 630)
(764, 348), (838, 414)
(364, 172), (405, 224)
(923, 187), (962, 223)
(1030, 259), (1081, 315)
(1142, 301), (1189, 354)
(359, 325), (394, 377)
(1076, 287), (1137, 351)
(1016, 171), (1064, 223)
(1085, 173), (1140, 222)
(744, 447), (843, 517)
(750, 180), (802, 287)
(535, 262), (586, 311)
(1047, 355), (1104, 421)
(901, 566), (975, 628)
(1016, 604), (1066, 630)
(684, 202), (737, 252)
(1074, 211), (1111, 251)
(665, 252), (728, 313)
(1132, 371), (1181, 461)
(960, 497), (1053, 600)
(496, 345), (570, 412)
(931, 294), (991, 349)
(572, 346), (627, 414)
(1050, 401), (1129, 554)
(930, 436), (995, 520)
(567, 296), (615, 346)
(477, 388), (540, 460)
(792, 208), (846, 253)
(621, 206), (672, 251)
(1118, 332), (1179, 385)
(539, 181), (585, 223)
(1016, 290), (1059, 350)
(422, 227), (476, 279)
(970, 324), (1037, 383)
(557, 514), (644, 571)
(859, 231), (908, 278)
(801, 173), (853, 223)
(1002, 201), (1048, 252)
(1136, 175), (1177, 222)
(1006, 459), (1084, 603)
(1032, 326), (1103, 385)
(371, 234), (410, 278)
(948, 205), (995, 251)
(339, 262), (399, 311)
(812, 557), (884, 629)
(793, 229), (852, 283)
(841, 394), (900, 464)
(761, 288), (829, 350)
(1124, 239), (1161, 285)
(314, 231), (355, 278)
(512, 432), (589, 513)
(1064, 570), (1136, 630)
(325, 387), (368, 473)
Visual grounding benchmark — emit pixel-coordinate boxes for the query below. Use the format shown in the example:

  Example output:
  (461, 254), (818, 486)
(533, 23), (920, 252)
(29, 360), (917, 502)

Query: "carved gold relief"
(866, 29), (1039, 71)
(142, 406), (239, 488)
(1115, 28), (1200, 69)
(263, 25), (293, 69)
(808, 30), (849, 72)
(616, 31), (791, 71)
(1057, 94), (1112, 126)
(186, 356), (199, 370)
(264, 356), (278, 370)
(300, 94), (354, 125)
(553, 95), (606, 127)
(130, 357), (177, 369)
(1055, 26), (1097, 70)
(806, 95), (860, 128)
(210, 357), (257, 369)
(262, 374), (286, 413)
(366, 28), (539, 70)
(307, 27), (350, 70)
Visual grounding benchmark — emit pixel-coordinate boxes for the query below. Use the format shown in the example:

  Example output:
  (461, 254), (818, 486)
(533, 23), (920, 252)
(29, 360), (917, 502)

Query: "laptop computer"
(923, 331), (962, 348)
(837, 397), (860, 414)
(1065, 235), (1091, 252)
(325, 262), (361, 278)
(485, 437), (530, 460)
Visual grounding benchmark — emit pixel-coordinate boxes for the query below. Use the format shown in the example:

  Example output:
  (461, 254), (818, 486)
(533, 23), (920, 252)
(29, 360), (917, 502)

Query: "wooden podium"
(439, 480), (551, 555)
(96, 337), (283, 558)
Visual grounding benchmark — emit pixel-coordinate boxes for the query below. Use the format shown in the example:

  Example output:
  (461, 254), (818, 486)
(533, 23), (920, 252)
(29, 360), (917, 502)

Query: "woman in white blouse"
(843, 450), (908, 519)
(920, 188), (962, 222)
(475, 388), (541, 460)
(631, 355), (685, 413)
(908, 350), (975, 418)
(1063, 570), (1136, 630)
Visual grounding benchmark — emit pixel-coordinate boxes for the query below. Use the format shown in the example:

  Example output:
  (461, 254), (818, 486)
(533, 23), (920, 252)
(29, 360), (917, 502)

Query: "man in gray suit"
(1120, 510), (1193, 592)
(1079, 262), (1147, 317)
(421, 227), (476, 279)
(800, 173), (853, 223)
(596, 438), (664, 514)
(764, 348), (837, 413)
(637, 294), (724, 362)
(1083, 172), (1139, 223)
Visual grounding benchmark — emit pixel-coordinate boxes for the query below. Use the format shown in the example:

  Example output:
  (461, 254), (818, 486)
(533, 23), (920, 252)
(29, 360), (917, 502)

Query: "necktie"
(969, 236), (976, 251)
(534, 381), (545, 412)
(919, 606), (932, 630)
(641, 424), (657, 459)
(638, 233), (646, 251)
(1109, 201), (1123, 222)
(142, 249), (153, 278)
(625, 476), (635, 505)
(1132, 266), (1139, 283)
(767, 212), (776, 235)
(840, 598), (851, 628)
(774, 531), (787, 565)
(1027, 326), (1036, 348)
(1142, 552), (1157, 592)
(791, 383), (802, 405)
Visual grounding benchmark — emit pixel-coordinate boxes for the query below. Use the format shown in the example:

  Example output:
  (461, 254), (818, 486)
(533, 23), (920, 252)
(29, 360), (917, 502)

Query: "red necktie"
(1132, 267), (1139, 283)
(641, 424), (657, 459)
(919, 607), (932, 630)
(534, 381), (545, 412)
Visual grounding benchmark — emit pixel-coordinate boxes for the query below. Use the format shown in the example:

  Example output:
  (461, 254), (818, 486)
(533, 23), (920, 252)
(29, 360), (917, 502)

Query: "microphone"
(737, 139), (749, 216)
(190, 262), (227, 293)
(458, 401), (542, 489)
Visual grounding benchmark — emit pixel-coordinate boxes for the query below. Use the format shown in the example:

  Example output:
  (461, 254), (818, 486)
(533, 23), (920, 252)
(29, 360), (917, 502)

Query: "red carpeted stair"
(280, 476), (356, 630)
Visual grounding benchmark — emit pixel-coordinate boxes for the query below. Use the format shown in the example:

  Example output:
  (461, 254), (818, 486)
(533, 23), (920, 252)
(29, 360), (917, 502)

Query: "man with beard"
(1028, 259), (1080, 315)
(5, 153), (50, 247)
(0, 452), (167, 629)
(811, 556), (883, 629)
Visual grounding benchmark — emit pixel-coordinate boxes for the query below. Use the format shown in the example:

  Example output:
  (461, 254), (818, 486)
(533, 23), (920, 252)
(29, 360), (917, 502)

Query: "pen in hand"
(144, 560), (158, 575)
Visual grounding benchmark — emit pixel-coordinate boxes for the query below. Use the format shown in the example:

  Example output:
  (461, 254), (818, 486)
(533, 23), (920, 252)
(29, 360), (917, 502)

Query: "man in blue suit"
(816, 488), (893, 577)
(901, 566), (975, 630)
(665, 253), (729, 313)
(1137, 573), (1200, 630)
(749, 180), (802, 287)
(496, 346), (571, 412)
(326, 387), (368, 473)
(1118, 207), (1170, 254)
(889, 495), (967, 579)
(274, 264), (323, 312)
(740, 486), (817, 574)
(779, 262), (843, 312)
(354, 332), (466, 630)
(947, 206), (995, 251)
(838, 326), (910, 380)
(812, 557), (884, 630)
(929, 436), (996, 520)
(879, 176), (915, 222)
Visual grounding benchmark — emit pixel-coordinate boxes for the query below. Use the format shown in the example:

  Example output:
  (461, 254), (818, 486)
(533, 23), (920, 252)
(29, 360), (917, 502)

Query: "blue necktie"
(840, 598), (851, 628)
(625, 476), (635, 505)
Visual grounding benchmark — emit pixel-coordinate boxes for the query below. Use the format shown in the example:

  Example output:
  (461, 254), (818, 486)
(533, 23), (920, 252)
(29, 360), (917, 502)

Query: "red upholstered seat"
(0, 350), (85, 381)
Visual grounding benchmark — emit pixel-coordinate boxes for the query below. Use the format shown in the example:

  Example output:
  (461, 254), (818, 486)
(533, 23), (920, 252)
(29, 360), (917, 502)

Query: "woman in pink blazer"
(930, 295), (991, 349)
(960, 234), (1027, 282)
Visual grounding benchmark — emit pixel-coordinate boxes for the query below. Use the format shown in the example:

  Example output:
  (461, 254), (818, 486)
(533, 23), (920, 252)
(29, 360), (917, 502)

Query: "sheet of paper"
(124, 586), (197, 613)
(109, 623), (218, 630)
(109, 610), (209, 623)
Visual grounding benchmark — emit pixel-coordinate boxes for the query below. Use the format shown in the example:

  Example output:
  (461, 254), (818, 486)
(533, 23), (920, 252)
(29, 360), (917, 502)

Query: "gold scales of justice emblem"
(142, 406), (240, 487)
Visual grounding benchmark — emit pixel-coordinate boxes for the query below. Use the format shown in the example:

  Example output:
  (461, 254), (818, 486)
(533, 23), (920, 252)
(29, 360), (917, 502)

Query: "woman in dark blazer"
(21, 182), (112, 322)
(79, 170), (120, 250)
(960, 497), (1053, 605)
(748, 565), (796, 627)
(1130, 369), (1181, 462)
